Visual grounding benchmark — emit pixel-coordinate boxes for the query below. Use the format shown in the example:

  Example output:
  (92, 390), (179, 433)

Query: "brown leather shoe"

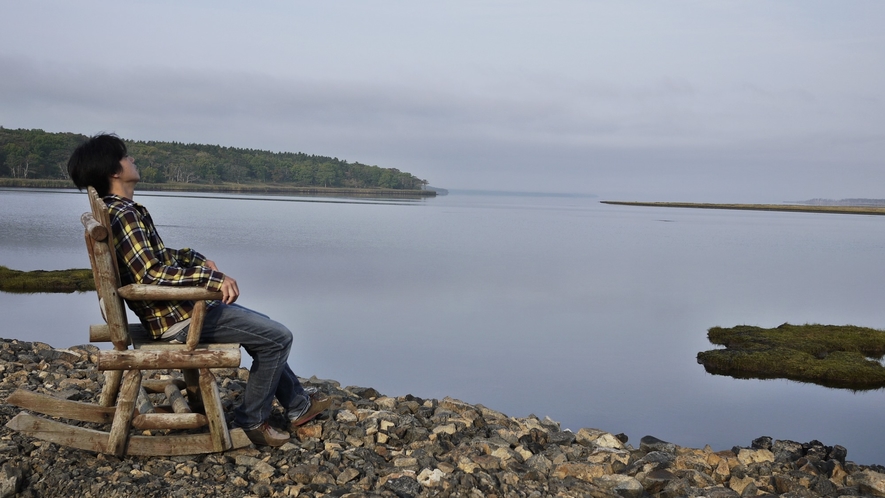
(290, 391), (332, 428)
(244, 421), (289, 447)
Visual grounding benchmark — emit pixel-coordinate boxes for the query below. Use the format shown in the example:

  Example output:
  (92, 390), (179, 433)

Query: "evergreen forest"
(0, 127), (428, 190)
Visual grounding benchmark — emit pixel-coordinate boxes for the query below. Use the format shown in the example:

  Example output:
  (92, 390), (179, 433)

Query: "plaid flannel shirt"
(104, 195), (224, 338)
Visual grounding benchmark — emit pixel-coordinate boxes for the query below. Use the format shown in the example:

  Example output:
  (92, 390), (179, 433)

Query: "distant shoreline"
(0, 178), (435, 198)
(601, 201), (885, 216)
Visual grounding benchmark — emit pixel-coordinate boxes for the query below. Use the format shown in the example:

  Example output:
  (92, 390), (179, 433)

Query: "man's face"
(117, 155), (140, 183)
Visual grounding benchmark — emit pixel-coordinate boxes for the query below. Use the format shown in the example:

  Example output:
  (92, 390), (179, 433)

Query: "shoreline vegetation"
(0, 178), (435, 197)
(601, 201), (885, 216)
(697, 323), (885, 390)
(1, 127), (432, 193)
(0, 266), (95, 294)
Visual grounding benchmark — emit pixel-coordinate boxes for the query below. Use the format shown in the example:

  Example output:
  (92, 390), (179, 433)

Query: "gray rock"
(703, 486), (742, 498)
(829, 444), (848, 465)
(0, 464), (23, 498)
(547, 430), (576, 446)
(640, 468), (678, 494)
(640, 434), (677, 453)
(752, 435), (773, 450)
(595, 474), (644, 498)
(854, 469), (885, 497)
(524, 453), (553, 474)
(625, 450), (675, 475)
(1, 337), (884, 498)
(773, 439), (805, 462)
(385, 475), (422, 498)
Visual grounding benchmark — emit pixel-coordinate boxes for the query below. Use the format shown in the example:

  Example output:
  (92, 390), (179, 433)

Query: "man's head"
(67, 134), (130, 197)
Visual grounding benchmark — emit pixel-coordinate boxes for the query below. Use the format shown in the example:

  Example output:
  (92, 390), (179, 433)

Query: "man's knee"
(217, 306), (294, 349)
(261, 318), (293, 350)
(275, 325), (294, 349)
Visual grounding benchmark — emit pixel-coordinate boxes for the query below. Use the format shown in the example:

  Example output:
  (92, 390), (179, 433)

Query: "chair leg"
(107, 369), (141, 457)
(136, 386), (155, 415)
(183, 369), (204, 412)
(100, 370), (124, 407)
(164, 384), (192, 413)
(199, 369), (232, 452)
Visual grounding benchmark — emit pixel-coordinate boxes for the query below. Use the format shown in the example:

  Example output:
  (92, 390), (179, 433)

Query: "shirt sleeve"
(168, 247), (208, 268)
(112, 208), (224, 292)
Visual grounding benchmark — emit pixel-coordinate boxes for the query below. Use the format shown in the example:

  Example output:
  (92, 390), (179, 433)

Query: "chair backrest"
(82, 186), (131, 350)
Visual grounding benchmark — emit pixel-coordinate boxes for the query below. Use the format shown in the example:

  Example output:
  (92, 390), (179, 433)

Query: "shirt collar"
(104, 193), (140, 208)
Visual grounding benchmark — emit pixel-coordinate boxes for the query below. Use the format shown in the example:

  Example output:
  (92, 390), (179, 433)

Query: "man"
(67, 133), (330, 447)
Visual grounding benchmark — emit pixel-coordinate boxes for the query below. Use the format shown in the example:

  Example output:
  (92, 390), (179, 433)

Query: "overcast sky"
(2, 1), (883, 201)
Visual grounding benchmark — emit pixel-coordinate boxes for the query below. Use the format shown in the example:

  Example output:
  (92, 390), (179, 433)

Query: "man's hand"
(220, 275), (239, 304)
(206, 260), (239, 304)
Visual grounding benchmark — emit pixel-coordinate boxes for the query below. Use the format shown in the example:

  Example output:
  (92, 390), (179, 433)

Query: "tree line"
(0, 127), (428, 190)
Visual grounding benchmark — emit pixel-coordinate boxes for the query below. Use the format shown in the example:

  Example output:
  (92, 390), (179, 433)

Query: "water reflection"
(2, 188), (885, 465)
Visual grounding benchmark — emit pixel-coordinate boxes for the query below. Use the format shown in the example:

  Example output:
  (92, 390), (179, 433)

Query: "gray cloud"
(1, 2), (884, 200)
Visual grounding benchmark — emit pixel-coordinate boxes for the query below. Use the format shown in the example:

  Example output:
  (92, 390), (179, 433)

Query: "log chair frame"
(5, 186), (250, 456)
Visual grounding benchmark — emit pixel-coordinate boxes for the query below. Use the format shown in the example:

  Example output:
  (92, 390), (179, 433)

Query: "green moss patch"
(0, 266), (95, 294)
(697, 323), (885, 390)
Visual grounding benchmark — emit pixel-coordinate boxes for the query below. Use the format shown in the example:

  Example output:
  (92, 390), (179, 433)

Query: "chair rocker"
(5, 186), (250, 456)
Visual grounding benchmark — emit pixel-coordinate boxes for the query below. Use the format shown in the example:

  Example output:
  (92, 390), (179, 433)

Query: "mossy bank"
(0, 266), (94, 294)
(697, 323), (885, 390)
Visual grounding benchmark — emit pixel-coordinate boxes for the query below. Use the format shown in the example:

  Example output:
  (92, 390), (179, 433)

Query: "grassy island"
(0, 266), (94, 294)
(697, 323), (885, 390)
(601, 201), (885, 216)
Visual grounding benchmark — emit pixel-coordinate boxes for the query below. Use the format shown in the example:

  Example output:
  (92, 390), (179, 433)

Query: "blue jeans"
(174, 303), (309, 429)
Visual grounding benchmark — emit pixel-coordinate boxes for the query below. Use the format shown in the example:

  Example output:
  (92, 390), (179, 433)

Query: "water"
(2, 187), (884, 465)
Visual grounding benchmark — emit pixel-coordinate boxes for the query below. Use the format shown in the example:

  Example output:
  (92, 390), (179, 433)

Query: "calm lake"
(2, 187), (884, 465)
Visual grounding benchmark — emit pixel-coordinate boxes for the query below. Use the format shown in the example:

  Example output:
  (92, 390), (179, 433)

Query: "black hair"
(67, 133), (128, 197)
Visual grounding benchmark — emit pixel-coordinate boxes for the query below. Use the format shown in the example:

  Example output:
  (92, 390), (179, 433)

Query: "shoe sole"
(291, 396), (331, 427)
(244, 432), (289, 447)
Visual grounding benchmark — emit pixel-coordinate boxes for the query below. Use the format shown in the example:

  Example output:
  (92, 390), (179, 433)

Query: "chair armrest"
(117, 284), (223, 301)
(81, 212), (108, 241)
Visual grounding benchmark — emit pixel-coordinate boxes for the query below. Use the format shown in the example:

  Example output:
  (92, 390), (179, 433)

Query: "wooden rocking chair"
(5, 186), (251, 456)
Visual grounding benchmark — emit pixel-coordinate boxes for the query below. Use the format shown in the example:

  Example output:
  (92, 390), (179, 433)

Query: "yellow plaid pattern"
(104, 195), (224, 338)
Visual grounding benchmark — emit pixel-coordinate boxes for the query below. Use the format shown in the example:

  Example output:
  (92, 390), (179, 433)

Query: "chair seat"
(90, 324), (239, 350)
(133, 338), (240, 351)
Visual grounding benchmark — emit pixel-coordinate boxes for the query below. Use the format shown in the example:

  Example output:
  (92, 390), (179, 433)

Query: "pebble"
(1, 337), (884, 497)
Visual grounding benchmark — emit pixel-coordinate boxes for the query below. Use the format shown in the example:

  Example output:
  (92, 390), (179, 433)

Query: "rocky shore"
(1, 338), (884, 498)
